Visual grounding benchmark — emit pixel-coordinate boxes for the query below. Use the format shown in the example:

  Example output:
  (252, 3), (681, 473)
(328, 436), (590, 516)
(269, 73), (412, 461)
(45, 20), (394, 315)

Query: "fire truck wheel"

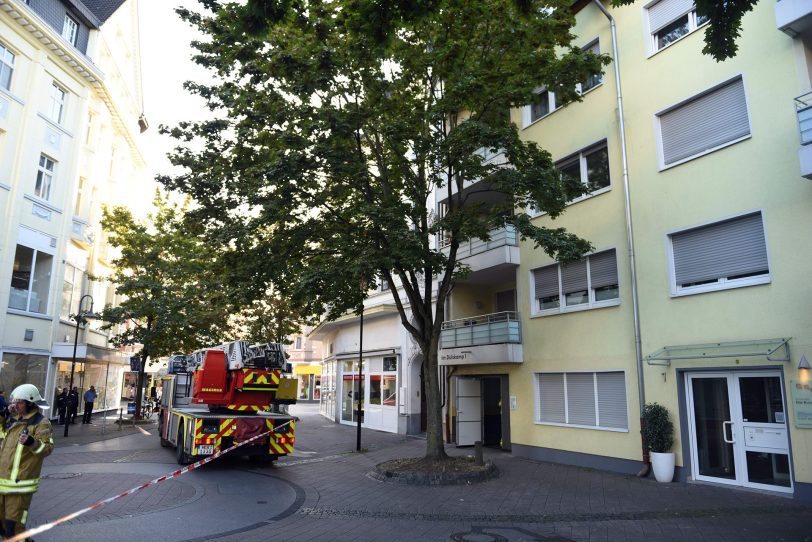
(176, 422), (192, 465)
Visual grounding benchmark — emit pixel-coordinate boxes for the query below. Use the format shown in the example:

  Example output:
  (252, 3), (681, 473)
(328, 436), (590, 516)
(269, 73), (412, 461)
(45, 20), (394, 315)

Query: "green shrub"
(641, 403), (674, 453)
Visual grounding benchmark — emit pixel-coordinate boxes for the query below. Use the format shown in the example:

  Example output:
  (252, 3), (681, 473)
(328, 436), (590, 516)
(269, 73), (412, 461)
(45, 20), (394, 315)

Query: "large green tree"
(225, 293), (313, 345)
(162, 0), (603, 459)
(101, 192), (231, 417)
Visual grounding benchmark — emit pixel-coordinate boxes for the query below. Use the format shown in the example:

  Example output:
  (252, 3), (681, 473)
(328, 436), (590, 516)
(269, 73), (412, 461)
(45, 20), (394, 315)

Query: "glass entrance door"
(686, 372), (792, 493)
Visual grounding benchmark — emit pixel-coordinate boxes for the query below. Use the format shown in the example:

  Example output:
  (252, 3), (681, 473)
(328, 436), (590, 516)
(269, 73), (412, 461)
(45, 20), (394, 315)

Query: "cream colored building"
(312, 281), (426, 435)
(0, 0), (148, 416)
(438, 0), (812, 501)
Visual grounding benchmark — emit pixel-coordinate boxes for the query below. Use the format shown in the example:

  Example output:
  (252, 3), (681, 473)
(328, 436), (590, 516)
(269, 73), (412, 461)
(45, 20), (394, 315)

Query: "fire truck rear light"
(277, 437), (286, 444)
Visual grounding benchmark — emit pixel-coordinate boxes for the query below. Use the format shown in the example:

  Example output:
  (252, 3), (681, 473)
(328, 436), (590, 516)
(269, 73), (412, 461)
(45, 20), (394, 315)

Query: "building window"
(62, 15), (79, 46)
(522, 89), (560, 126)
(532, 249), (619, 315)
(669, 212), (769, 296)
(74, 177), (86, 216)
(35, 155), (55, 200)
(380, 278), (390, 291)
(9, 244), (53, 314)
(535, 371), (628, 430)
(48, 83), (66, 124)
(556, 141), (610, 196)
(658, 77), (749, 168)
(61, 263), (84, 319)
(0, 42), (14, 91)
(647, 0), (708, 53)
(295, 336), (302, 349)
(578, 40), (602, 94)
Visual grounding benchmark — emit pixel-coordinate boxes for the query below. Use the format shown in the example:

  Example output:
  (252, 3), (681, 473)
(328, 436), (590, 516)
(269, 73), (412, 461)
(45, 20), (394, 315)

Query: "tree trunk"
(422, 337), (447, 460)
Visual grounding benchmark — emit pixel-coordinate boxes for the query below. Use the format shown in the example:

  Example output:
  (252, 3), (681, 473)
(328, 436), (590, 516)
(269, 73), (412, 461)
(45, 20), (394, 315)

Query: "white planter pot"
(650, 451), (675, 483)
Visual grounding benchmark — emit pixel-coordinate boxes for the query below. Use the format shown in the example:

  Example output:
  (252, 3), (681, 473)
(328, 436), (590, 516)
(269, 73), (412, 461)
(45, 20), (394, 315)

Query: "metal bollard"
(118, 409), (123, 431)
(474, 440), (484, 466)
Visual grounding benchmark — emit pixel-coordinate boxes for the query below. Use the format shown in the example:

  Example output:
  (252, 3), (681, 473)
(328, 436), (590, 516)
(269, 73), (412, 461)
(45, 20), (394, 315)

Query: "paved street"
(31, 404), (811, 542)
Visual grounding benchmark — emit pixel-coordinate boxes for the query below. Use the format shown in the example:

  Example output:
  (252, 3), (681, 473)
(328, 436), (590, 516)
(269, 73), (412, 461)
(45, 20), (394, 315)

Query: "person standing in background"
(56, 389), (67, 425)
(82, 386), (97, 424)
(67, 387), (79, 424)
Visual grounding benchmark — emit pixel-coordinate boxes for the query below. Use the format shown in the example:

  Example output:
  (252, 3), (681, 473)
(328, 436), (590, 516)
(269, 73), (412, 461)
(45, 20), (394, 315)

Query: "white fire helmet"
(10, 384), (50, 410)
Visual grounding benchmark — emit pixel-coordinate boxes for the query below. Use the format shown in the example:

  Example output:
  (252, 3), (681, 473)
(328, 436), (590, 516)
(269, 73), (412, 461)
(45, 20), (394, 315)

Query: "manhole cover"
(43, 472), (82, 479)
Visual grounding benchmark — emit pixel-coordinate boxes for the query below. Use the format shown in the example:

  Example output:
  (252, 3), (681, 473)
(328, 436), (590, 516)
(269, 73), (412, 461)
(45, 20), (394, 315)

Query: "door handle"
(722, 420), (735, 444)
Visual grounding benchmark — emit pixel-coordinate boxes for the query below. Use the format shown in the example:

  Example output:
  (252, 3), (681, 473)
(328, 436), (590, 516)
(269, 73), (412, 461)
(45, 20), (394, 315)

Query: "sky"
(138, 0), (215, 190)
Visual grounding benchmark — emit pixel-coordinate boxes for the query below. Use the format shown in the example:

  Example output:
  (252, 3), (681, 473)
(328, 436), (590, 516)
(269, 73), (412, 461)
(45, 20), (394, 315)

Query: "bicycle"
(140, 400), (154, 419)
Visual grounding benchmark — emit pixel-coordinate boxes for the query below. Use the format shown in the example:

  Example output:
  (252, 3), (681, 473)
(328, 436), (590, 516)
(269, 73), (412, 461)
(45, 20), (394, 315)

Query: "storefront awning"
(645, 337), (791, 366)
(51, 343), (131, 365)
(293, 364), (322, 375)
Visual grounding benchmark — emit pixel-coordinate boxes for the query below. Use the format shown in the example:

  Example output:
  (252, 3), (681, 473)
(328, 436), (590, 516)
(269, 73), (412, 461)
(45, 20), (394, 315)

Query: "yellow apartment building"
(438, 0), (812, 501)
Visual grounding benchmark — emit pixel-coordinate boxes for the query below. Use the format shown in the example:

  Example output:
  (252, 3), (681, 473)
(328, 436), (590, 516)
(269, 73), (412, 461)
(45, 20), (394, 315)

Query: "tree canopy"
(162, 0), (604, 458)
(101, 191), (231, 415)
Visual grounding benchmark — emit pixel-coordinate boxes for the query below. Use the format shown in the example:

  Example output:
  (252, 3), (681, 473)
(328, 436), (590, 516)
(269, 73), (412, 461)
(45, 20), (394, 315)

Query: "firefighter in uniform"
(0, 384), (54, 540)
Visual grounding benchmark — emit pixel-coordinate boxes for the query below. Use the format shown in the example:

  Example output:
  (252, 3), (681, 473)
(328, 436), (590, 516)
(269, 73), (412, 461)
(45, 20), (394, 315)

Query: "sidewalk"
(51, 411), (158, 447)
(34, 403), (812, 541)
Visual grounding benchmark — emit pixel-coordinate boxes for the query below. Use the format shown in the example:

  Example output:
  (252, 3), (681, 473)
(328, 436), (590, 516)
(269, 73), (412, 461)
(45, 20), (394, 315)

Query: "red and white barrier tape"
(7, 420), (292, 542)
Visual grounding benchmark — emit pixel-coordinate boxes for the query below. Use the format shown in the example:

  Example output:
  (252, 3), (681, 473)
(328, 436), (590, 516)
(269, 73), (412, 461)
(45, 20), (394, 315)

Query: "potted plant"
(641, 402), (675, 483)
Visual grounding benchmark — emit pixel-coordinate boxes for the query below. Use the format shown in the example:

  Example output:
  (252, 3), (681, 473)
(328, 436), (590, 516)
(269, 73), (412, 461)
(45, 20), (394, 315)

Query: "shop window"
(383, 356), (397, 371)
(370, 375), (382, 405)
(383, 376), (397, 406)
(0, 354), (47, 398)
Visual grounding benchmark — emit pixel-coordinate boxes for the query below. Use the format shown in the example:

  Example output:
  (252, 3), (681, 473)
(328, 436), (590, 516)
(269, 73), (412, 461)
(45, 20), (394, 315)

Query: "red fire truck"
(158, 341), (298, 465)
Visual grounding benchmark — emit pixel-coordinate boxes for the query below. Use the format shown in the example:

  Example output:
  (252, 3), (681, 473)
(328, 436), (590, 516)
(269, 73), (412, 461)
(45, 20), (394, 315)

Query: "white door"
(686, 371), (792, 493)
(456, 377), (482, 446)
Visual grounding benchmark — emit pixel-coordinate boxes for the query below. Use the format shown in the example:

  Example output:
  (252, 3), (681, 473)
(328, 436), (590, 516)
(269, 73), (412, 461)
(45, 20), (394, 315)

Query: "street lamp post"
(64, 294), (98, 437)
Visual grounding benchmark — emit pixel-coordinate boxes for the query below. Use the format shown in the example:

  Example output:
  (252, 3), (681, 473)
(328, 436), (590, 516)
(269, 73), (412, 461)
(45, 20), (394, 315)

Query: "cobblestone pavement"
(31, 404), (812, 541)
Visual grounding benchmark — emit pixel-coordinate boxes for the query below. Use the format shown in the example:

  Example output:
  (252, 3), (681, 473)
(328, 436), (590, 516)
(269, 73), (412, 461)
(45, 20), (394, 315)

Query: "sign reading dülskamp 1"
(790, 380), (812, 429)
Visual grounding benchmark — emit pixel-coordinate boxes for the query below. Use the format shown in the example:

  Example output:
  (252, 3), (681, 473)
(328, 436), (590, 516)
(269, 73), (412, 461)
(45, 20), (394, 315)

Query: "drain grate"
(43, 472), (82, 479)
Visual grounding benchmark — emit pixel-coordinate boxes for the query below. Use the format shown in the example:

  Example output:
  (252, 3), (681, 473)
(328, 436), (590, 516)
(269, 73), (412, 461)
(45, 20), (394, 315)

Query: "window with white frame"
(9, 244), (54, 314)
(48, 83), (66, 124)
(532, 249), (619, 314)
(669, 212), (769, 295)
(62, 15), (79, 46)
(647, 0), (708, 53)
(295, 336), (302, 349)
(557, 140), (610, 195)
(35, 154), (55, 200)
(523, 89), (561, 126)
(61, 263), (85, 319)
(578, 40), (602, 94)
(536, 371), (628, 430)
(0, 42), (14, 91)
(658, 77), (749, 168)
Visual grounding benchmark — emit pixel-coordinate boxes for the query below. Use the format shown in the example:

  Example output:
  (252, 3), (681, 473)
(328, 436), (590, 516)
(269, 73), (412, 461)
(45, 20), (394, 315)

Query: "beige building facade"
(0, 0), (147, 416)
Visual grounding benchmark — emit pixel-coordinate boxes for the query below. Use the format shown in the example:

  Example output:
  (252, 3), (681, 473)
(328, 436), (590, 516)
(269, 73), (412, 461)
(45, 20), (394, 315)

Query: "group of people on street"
(54, 386), (97, 425)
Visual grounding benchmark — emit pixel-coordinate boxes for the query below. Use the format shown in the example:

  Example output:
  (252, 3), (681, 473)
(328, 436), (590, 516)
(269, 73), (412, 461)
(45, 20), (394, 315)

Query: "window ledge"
(37, 112), (74, 138)
(670, 276), (770, 298)
(578, 81), (604, 97)
(529, 185), (611, 218)
(659, 135), (751, 171)
(531, 299), (620, 318)
(0, 182), (10, 192)
(534, 421), (629, 433)
(647, 21), (710, 59)
(0, 85), (25, 106)
(24, 194), (63, 214)
(6, 309), (53, 321)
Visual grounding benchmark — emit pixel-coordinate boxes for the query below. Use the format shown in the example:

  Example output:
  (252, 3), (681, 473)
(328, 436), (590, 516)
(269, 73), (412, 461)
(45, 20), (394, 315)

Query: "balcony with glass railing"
(795, 92), (812, 179)
(439, 224), (520, 278)
(776, 0), (812, 40)
(439, 311), (523, 365)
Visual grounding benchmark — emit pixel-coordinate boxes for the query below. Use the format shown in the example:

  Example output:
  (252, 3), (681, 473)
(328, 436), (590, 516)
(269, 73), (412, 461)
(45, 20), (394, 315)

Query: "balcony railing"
(439, 224), (518, 258)
(795, 92), (812, 145)
(440, 311), (521, 348)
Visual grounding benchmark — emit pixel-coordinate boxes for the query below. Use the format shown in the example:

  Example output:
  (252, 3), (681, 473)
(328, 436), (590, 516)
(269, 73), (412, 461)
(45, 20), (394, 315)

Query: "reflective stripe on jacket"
(0, 410), (53, 494)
